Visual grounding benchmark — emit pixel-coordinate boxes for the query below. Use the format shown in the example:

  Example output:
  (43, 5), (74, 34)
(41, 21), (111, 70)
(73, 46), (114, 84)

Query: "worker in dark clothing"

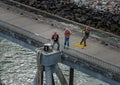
(52, 32), (60, 50)
(80, 26), (90, 46)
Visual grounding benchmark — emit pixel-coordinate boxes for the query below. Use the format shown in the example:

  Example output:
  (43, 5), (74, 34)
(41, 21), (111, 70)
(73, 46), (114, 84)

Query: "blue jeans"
(64, 37), (70, 47)
(52, 41), (60, 50)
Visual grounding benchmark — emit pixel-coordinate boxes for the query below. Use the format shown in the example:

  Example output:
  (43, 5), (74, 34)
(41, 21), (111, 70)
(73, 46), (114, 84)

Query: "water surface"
(0, 37), (109, 85)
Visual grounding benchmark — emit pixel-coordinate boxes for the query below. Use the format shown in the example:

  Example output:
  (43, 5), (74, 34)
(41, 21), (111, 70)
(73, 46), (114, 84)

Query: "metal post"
(55, 65), (68, 85)
(35, 45), (65, 85)
(45, 66), (53, 85)
(52, 74), (55, 85)
(33, 50), (44, 85)
(69, 68), (74, 85)
(35, 69), (43, 85)
(37, 50), (44, 85)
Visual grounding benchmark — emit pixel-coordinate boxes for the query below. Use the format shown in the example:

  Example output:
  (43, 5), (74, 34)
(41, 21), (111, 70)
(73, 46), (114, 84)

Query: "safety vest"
(53, 34), (58, 39)
(64, 30), (70, 37)
(85, 28), (89, 32)
(52, 34), (59, 41)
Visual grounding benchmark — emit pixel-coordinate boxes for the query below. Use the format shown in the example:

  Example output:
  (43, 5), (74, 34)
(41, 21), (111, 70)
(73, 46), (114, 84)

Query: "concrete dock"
(0, 2), (120, 85)
(0, 3), (120, 67)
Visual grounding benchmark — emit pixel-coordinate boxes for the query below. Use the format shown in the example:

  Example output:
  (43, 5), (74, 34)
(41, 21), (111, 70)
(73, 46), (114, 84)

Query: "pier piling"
(34, 44), (68, 85)
(69, 68), (74, 85)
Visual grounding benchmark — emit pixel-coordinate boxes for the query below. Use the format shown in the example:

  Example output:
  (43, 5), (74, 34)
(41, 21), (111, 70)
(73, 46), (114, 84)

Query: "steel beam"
(55, 65), (68, 85)
(45, 66), (53, 85)
(69, 68), (74, 85)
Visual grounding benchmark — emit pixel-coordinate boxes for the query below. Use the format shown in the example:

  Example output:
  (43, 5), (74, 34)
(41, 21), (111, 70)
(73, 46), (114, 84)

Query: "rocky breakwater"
(14, 0), (120, 36)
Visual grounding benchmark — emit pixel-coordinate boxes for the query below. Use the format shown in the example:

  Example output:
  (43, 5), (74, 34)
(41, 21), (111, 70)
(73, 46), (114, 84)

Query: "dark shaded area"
(14, 0), (120, 36)
(0, 78), (4, 85)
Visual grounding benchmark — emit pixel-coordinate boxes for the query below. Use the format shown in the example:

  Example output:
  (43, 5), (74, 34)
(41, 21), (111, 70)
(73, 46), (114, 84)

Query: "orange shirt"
(64, 30), (71, 37)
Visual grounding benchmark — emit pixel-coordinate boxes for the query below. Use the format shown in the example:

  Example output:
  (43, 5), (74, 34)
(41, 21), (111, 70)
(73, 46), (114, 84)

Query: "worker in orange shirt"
(64, 28), (71, 49)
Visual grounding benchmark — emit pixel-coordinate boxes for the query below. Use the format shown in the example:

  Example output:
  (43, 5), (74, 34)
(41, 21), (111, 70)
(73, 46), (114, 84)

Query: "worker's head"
(86, 26), (89, 29)
(54, 32), (57, 34)
(85, 26), (89, 32)
(65, 28), (68, 30)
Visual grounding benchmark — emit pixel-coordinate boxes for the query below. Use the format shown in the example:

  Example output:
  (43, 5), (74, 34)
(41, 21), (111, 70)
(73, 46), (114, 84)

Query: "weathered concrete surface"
(0, 4), (120, 68)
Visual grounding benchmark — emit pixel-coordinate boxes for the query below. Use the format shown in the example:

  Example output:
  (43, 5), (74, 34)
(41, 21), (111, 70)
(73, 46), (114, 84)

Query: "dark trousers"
(52, 41), (60, 50)
(80, 36), (88, 46)
(64, 37), (70, 47)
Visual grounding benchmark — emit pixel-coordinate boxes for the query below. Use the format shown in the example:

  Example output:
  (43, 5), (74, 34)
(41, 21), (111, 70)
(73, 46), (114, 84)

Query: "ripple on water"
(0, 38), (109, 85)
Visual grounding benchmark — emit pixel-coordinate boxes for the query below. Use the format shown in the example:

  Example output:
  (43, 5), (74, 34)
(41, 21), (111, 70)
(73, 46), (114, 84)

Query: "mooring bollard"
(33, 43), (68, 85)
